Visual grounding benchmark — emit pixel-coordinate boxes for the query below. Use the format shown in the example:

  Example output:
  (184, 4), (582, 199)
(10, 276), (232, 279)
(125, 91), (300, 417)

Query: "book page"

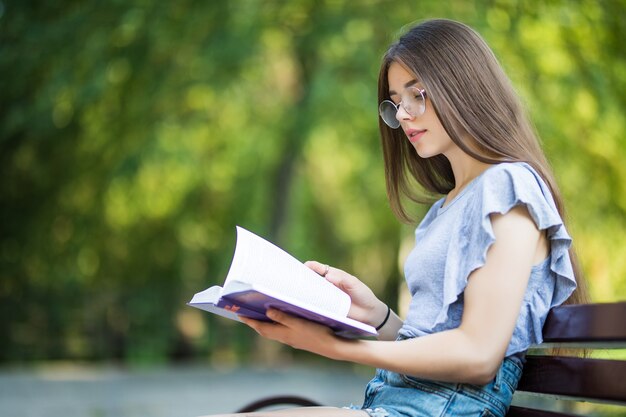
(223, 226), (350, 317)
(188, 286), (222, 304)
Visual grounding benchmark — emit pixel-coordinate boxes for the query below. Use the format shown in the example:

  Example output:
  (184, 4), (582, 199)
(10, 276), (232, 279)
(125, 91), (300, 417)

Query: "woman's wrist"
(375, 305), (391, 330)
(371, 301), (391, 329)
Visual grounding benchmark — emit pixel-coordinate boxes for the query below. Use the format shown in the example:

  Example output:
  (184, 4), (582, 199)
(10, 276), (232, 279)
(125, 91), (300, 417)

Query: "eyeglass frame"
(378, 87), (428, 129)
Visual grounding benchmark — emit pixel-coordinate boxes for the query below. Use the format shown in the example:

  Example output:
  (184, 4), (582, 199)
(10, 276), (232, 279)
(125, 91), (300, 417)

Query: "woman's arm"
(346, 205), (544, 383)
(243, 205), (545, 384)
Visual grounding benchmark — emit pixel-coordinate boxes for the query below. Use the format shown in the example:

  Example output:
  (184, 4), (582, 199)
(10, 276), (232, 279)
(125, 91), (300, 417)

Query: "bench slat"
(517, 356), (626, 404)
(507, 405), (578, 417)
(542, 302), (626, 343)
(529, 341), (626, 350)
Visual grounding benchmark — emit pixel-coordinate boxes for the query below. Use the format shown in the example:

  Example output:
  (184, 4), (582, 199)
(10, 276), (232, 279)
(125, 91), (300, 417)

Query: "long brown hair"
(378, 19), (588, 305)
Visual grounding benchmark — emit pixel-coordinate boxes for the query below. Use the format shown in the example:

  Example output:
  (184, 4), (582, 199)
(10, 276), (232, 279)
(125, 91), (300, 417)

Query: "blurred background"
(1, 0), (625, 416)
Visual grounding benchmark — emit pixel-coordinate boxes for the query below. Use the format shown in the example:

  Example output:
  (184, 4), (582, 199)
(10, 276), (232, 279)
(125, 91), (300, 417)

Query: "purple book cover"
(218, 288), (377, 339)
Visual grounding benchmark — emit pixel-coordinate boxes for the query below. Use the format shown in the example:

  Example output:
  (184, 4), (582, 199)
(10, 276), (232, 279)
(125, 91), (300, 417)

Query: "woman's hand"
(305, 260), (389, 328)
(240, 309), (350, 360)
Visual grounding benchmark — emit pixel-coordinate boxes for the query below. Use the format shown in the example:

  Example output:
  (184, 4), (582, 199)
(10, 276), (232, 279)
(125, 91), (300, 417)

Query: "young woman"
(211, 18), (587, 417)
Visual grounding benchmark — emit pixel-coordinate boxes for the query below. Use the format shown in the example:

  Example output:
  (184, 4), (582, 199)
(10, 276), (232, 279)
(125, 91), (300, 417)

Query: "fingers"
(304, 260), (329, 277)
(240, 309), (337, 355)
(239, 309), (296, 334)
(265, 309), (282, 322)
(266, 309), (333, 341)
(239, 316), (264, 331)
(306, 261), (355, 291)
(239, 316), (278, 340)
(240, 310), (313, 349)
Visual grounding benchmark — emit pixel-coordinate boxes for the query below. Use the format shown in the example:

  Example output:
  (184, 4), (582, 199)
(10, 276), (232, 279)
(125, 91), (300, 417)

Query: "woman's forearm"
(334, 327), (502, 385)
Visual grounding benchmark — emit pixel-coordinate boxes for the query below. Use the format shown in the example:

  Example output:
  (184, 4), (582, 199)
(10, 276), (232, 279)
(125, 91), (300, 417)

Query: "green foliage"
(1, 0), (625, 363)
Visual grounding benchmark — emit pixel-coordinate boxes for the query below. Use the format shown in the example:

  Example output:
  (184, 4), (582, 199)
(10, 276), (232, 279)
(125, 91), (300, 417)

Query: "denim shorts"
(346, 356), (524, 417)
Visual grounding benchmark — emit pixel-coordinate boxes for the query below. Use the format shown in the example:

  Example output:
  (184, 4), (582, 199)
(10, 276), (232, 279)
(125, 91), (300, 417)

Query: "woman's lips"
(406, 129), (427, 143)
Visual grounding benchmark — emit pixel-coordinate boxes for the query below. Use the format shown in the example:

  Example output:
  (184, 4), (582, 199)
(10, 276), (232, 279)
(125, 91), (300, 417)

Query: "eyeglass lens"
(379, 87), (426, 129)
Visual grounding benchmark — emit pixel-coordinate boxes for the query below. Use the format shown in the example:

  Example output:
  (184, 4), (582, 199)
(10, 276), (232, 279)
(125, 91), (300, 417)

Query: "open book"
(187, 226), (377, 338)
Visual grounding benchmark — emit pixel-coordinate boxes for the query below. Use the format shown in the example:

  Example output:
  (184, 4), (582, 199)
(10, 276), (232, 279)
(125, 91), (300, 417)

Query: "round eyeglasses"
(378, 87), (427, 129)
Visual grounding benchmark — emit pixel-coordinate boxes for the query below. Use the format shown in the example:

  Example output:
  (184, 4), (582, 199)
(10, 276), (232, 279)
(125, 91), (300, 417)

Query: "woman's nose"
(395, 103), (413, 123)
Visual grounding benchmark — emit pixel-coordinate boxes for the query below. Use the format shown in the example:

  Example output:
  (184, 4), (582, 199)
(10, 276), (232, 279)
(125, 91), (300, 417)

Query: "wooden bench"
(235, 301), (626, 416)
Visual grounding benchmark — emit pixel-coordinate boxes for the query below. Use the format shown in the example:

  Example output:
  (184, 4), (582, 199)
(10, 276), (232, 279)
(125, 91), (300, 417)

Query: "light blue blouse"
(399, 162), (577, 356)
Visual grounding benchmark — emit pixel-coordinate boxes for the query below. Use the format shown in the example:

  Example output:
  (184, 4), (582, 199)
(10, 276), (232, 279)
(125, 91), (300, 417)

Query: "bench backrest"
(507, 302), (626, 417)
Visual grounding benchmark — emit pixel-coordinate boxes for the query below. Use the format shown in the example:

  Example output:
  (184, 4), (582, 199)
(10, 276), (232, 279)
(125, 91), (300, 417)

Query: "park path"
(0, 362), (373, 417)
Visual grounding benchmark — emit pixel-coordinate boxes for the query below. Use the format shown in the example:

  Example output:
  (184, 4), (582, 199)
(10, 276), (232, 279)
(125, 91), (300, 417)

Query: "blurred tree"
(0, 0), (624, 364)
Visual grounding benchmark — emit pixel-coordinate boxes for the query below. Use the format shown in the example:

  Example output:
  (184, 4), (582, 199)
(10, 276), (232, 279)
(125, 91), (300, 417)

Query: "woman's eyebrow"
(388, 79), (418, 96)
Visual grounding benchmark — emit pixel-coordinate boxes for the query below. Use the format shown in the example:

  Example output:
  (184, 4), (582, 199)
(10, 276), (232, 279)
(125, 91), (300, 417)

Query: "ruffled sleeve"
(432, 162), (577, 332)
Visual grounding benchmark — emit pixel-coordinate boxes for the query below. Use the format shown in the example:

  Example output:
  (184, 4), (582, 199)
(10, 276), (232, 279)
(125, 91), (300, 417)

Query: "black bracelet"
(375, 305), (391, 331)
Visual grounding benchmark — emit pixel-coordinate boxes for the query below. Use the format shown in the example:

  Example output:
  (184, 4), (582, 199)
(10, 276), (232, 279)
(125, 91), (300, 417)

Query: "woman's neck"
(444, 147), (493, 202)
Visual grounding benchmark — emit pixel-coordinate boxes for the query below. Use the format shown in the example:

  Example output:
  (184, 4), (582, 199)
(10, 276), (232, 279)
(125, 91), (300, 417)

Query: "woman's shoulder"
(470, 161), (567, 233)
(475, 162), (552, 204)
(479, 161), (542, 187)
